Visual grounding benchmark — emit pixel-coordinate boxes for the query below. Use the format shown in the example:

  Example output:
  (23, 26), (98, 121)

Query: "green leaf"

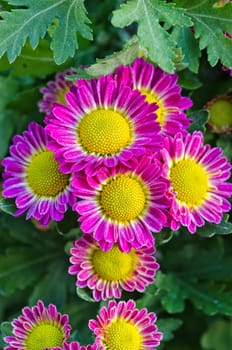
(85, 37), (141, 77)
(201, 319), (232, 350)
(217, 134), (232, 162)
(156, 272), (232, 316)
(177, 69), (202, 90)
(156, 318), (183, 342)
(29, 260), (68, 309)
(0, 197), (17, 216)
(0, 214), (49, 246)
(0, 321), (13, 337)
(0, 76), (18, 112)
(179, 280), (232, 316)
(172, 27), (201, 73)
(176, 0), (232, 68)
(155, 228), (174, 246)
(0, 40), (69, 77)
(187, 109), (209, 132)
(156, 272), (187, 313)
(76, 287), (96, 303)
(197, 215), (232, 237)
(67, 67), (93, 81)
(0, 0), (92, 64)
(0, 247), (59, 296)
(112, 0), (192, 73)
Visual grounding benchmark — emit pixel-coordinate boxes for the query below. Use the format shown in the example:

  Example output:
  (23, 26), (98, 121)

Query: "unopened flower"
(161, 131), (232, 233)
(45, 75), (162, 175)
(72, 154), (170, 252)
(39, 69), (75, 123)
(4, 300), (71, 350)
(69, 234), (159, 301)
(2, 122), (75, 226)
(89, 299), (162, 349)
(205, 94), (232, 133)
(114, 57), (192, 135)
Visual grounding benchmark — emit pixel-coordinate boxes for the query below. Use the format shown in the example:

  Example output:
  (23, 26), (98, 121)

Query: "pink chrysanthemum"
(72, 154), (170, 252)
(4, 300), (71, 350)
(2, 122), (75, 226)
(114, 57), (193, 136)
(89, 299), (163, 349)
(69, 234), (159, 301)
(39, 69), (75, 123)
(161, 131), (232, 233)
(45, 75), (163, 175)
(51, 341), (97, 350)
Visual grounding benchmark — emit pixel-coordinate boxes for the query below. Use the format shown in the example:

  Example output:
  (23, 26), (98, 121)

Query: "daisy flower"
(114, 57), (193, 136)
(72, 154), (170, 252)
(45, 74), (162, 175)
(205, 94), (232, 133)
(88, 299), (163, 350)
(161, 131), (232, 233)
(39, 69), (75, 123)
(69, 234), (159, 301)
(4, 300), (71, 350)
(2, 122), (75, 226)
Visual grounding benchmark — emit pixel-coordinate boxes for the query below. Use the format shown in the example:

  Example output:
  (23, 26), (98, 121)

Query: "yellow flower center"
(91, 245), (137, 281)
(208, 99), (232, 132)
(170, 158), (209, 207)
(141, 88), (166, 126)
(25, 323), (65, 350)
(78, 109), (132, 155)
(27, 151), (70, 197)
(99, 174), (147, 223)
(105, 318), (142, 350)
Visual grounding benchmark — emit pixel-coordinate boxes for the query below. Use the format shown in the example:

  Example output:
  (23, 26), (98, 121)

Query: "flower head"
(114, 57), (192, 136)
(2, 122), (75, 226)
(4, 300), (71, 350)
(69, 234), (159, 301)
(72, 154), (170, 252)
(205, 94), (232, 133)
(89, 299), (162, 350)
(45, 75), (162, 175)
(161, 131), (232, 233)
(39, 69), (75, 123)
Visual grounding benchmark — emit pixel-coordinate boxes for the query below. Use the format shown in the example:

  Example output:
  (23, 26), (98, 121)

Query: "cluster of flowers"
(4, 299), (162, 349)
(2, 58), (232, 349)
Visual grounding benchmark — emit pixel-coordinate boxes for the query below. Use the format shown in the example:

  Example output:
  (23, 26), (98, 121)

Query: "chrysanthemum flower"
(45, 75), (162, 175)
(205, 94), (232, 133)
(72, 154), (170, 252)
(4, 300), (71, 350)
(161, 131), (232, 233)
(114, 57), (193, 136)
(69, 234), (159, 301)
(50, 341), (97, 350)
(89, 299), (162, 349)
(39, 69), (75, 123)
(2, 122), (75, 226)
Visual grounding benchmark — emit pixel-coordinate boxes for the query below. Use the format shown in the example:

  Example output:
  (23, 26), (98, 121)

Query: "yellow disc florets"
(27, 151), (70, 197)
(25, 323), (65, 350)
(91, 245), (137, 281)
(78, 108), (133, 155)
(105, 318), (142, 350)
(170, 158), (209, 207)
(98, 174), (147, 223)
